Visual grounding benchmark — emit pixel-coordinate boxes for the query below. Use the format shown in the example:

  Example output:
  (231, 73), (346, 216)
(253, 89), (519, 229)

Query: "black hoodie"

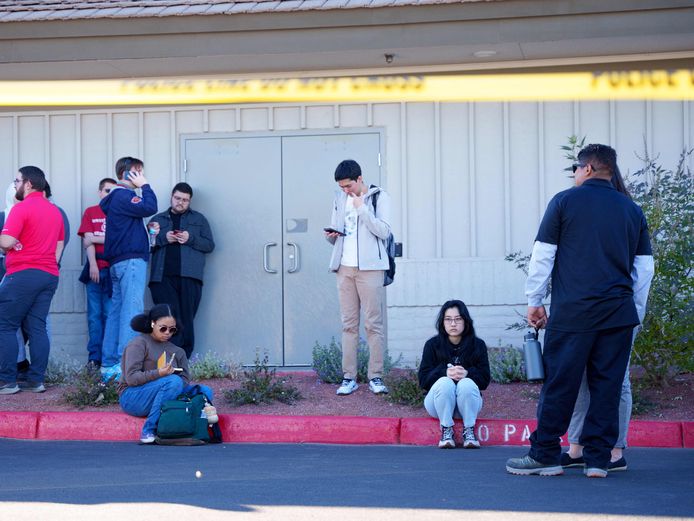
(418, 334), (490, 392)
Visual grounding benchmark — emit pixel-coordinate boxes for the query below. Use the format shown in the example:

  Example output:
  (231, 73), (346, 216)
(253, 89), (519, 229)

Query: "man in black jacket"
(148, 183), (215, 357)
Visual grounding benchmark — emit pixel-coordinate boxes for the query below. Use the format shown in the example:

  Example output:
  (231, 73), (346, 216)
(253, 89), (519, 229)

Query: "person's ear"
(151, 322), (155, 330)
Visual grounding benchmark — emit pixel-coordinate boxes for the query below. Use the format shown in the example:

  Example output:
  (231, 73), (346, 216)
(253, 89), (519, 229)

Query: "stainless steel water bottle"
(523, 329), (545, 381)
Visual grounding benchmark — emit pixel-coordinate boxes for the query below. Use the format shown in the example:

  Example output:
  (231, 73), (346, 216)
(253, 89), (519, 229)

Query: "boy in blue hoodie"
(99, 157), (158, 380)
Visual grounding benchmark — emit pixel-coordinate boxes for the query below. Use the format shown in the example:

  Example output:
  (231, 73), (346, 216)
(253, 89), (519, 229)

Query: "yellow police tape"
(0, 70), (692, 106)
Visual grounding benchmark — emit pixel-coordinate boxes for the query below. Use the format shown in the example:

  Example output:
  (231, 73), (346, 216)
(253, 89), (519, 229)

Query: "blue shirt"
(536, 178), (652, 332)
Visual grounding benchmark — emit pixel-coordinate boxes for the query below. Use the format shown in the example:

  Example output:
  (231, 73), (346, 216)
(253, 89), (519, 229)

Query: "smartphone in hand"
(173, 367), (183, 373)
(324, 227), (346, 236)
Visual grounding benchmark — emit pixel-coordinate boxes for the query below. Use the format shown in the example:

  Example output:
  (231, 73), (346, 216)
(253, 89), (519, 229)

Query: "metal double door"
(183, 131), (382, 366)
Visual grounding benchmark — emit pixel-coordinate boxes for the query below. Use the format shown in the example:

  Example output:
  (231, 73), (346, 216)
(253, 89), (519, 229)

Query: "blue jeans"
(101, 258), (146, 368)
(86, 270), (112, 364)
(119, 375), (214, 437)
(0, 269), (58, 384)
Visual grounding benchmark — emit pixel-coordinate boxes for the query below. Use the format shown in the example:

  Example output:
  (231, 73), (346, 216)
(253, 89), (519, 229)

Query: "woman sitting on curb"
(118, 304), (217, 444)
(418, 299), (490, 449)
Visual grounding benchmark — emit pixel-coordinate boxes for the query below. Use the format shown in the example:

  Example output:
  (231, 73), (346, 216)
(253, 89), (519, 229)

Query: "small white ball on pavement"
(195, 470), (202, 478)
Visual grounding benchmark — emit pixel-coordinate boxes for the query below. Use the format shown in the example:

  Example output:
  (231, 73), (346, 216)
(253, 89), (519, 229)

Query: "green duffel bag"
(156, 394), (209, 444)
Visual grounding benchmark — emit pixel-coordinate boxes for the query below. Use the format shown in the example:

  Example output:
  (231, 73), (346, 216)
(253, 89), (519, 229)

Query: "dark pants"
(528, 326), (633, 470)
(0, 269), (59, 384)
(149, 275), (202, 358)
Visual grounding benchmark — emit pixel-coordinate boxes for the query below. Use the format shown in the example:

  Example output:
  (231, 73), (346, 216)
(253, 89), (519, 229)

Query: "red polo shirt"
(77, 205), (109, 270)
(2, 191), (64, 276)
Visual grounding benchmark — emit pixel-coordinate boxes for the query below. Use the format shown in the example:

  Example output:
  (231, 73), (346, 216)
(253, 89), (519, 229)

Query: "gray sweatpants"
(424, 376), (483, 428)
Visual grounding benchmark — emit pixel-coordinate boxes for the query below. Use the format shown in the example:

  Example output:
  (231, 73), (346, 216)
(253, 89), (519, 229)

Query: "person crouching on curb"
(117, 304), (217, 444)
(418, 300), (490, 449)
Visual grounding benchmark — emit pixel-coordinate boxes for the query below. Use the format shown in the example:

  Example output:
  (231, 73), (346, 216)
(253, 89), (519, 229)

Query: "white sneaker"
(139, 433), (156, 444)
(336, 379), (358, 395)
(438, 425), (455, 449)
(368, 377), (389, 394)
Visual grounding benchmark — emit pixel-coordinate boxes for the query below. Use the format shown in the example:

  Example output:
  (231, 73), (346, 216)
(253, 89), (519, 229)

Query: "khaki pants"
(336, 265), (385, 381)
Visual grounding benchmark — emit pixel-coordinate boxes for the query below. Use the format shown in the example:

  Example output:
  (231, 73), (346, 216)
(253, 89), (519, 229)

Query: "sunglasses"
(102, 188), (111, 194)
(156, 325), (178, 334)
(571, 162), (594, 173)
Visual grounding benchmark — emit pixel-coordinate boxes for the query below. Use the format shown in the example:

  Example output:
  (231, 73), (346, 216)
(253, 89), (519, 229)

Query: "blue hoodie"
(99, 184), (157, 264)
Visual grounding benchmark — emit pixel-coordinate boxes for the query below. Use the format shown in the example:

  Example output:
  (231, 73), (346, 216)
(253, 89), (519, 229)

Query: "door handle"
(263, 242), (278, 273)
(287, 242), (300, 273)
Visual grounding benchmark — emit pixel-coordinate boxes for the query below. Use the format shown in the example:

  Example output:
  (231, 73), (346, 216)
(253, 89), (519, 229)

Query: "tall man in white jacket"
(506, 144), (654, 478)
(325, 159), (392, 396)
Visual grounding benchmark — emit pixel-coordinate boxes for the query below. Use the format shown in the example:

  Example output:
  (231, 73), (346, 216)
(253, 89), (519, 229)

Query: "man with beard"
(0, 166), (64, 394)
(148, 182), (215, 358)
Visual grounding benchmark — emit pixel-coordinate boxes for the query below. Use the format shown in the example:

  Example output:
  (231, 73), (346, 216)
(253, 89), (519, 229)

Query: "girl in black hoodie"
(418, 300), (490, 449)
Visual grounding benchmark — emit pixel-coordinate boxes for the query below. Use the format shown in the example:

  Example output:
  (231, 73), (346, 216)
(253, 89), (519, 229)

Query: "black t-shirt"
(536, 178), (652, 332)
(163, 210), (182, 277)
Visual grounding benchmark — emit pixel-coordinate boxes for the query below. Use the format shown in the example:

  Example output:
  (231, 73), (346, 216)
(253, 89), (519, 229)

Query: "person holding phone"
(98, 157), (158, 382)
(118, 304), (216, 444)
(148, 182), (215, 358)
(418, 300), (490, 449)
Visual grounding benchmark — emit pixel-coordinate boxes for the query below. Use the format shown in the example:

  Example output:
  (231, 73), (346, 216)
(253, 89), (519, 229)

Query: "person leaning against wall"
(325, 159), (392, 396)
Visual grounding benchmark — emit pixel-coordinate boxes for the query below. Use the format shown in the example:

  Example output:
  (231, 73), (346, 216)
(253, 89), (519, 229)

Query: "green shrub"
(384, 368), (425, 407)
(312, 337), (401, 384)
(489, 346), (526, 384)
(224, 352), (302, 406)
(189, 351), (241, 380)
(63, 366), (119, 408)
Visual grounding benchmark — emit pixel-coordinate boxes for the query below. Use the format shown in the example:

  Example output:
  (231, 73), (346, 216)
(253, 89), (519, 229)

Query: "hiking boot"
(139, 433), (156, 444)
(203, 404), (219, 424)
(368, 377), (388, 394)
(506, 455), (563, 476)
(0, 382), (20, 395)
(463, 426), (480, 448)
(336, 379), (358, 396)
(560, 452), (585, 468)
(584, 467), (608, 478)
(18, 381), (46, 393)
(438, 425), (455, 449)
(608, 457), (627, 472)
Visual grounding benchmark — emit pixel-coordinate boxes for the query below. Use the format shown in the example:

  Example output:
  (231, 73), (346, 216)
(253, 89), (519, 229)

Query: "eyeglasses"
(13, 178), (23, 185)
(156, 325), (178, 334)
(443, 316), (464, 324)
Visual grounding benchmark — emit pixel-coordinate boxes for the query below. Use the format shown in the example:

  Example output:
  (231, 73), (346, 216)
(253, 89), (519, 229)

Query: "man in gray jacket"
(325, 159), (391, 396)
(149, 182), (215, 358)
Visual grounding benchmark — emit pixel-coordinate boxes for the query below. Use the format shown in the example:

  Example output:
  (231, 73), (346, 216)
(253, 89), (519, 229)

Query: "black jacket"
(418, 335), (490, 392)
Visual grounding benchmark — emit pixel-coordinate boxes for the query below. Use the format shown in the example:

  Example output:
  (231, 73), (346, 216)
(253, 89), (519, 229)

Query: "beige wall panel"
(0, 117), (14, 186)
(49, 114), (80, 268)
(273, 107), (301, 131)
(339, 104), (368, 128)
(439, 102), (472, 258)
(18, 115), (46, 170)
(143, 111), (173, 199)
(542, 102), (575, 204)
(372, 103), (401, 243)
(240, 107), (268, 131)
(614, 101), (647, 176)
(652, 101), (686, 169)
(112, 112), (140, 160)
(473, 102), (505, 257)
(208, 109), (237, 133)
(578, 101), (611, 146)
(80, 113), (110, 207)
(175, 110), (204, 135)
(306, 105), (334, 129)
(508, 102), (540, 252)
(405, 103), (436, 259)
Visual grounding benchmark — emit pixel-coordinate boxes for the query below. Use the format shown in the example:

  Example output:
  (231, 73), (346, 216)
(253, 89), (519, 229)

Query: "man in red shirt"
(78, 177), (117, 369)
(0, 166), (64, 394)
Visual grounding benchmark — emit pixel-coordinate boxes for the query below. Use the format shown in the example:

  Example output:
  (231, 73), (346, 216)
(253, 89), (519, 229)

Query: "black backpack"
(370, 189), (396, 287)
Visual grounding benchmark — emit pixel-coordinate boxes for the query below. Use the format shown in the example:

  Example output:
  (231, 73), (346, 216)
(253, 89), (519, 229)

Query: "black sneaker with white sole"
(438, 425), (455, 448)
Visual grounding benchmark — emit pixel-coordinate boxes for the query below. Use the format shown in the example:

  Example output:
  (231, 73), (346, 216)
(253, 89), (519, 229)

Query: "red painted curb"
(680, 422), (694, 448)
(219, 414), (400, 445)
(400, 418), (540, 446)
(628, 420), (682, 448)
(0, 412), (39, 439)
(36, 412), (143, 441)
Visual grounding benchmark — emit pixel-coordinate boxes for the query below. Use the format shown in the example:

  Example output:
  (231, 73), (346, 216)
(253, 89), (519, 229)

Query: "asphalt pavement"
(0, 440), (692, 520)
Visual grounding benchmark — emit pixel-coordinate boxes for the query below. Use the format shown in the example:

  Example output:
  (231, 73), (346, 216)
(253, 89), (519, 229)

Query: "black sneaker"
(506, 455), (563, 476)
(608, 457), (627, 472)
(438, 425), (455, 449)
(463, 426), (480, 448)
(18, 381), (46, 393)
(560, 452), (585, 468)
